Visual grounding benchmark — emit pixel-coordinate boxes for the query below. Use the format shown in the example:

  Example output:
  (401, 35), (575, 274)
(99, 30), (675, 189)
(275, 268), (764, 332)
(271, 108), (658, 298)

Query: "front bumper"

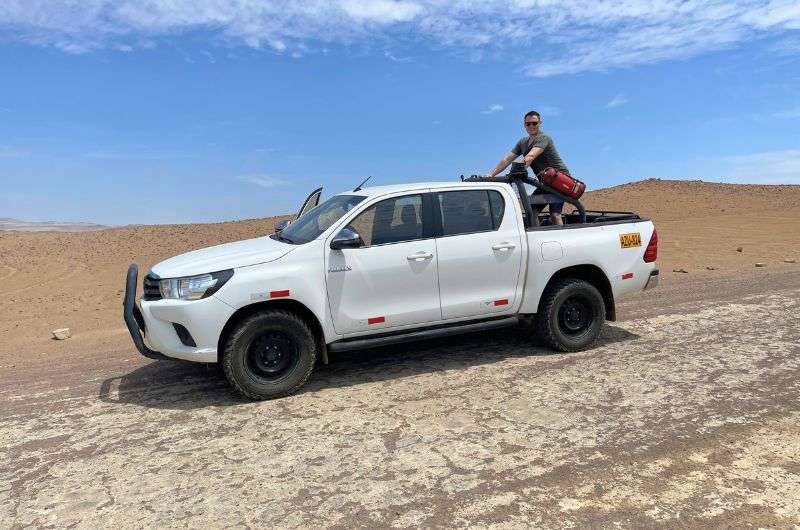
(123, 264), (234, 363)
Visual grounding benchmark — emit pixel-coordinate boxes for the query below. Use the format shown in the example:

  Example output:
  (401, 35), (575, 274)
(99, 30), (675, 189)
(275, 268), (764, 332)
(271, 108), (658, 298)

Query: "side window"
(348, 194), (424, 246)
(488, 190), (505, 228)
(437, 190), (502, 236)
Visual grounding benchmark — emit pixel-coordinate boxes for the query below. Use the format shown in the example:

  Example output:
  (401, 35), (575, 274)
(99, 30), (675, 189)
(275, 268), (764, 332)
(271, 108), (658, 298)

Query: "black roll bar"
(461, 164), (587, 227)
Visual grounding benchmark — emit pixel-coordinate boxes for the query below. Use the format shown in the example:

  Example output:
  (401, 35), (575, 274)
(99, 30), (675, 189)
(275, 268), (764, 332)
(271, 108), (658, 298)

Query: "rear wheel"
(222, 310), (316, 400)
(535, 278), (605, 352)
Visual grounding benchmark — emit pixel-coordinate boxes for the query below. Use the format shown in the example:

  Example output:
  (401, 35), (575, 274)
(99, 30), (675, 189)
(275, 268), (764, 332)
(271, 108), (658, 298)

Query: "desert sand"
(2, 179), (800, 528)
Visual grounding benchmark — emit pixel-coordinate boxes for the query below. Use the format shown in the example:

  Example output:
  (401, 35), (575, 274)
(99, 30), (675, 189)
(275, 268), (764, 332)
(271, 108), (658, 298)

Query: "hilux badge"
(328, 265), (352, 273)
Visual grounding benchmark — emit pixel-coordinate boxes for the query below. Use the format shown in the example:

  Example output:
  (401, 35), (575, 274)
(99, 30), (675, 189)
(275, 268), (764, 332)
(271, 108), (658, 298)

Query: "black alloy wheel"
(535, 278), (606, 352)
(223, 309), (317, 400)
(246, 331), (300, 382)
(558, 295), (594, 337)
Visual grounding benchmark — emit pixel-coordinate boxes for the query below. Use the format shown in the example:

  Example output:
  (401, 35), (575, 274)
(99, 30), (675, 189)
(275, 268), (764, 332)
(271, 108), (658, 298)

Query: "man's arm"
(487, 152), (517, 178)
(523, 146), (544, 170)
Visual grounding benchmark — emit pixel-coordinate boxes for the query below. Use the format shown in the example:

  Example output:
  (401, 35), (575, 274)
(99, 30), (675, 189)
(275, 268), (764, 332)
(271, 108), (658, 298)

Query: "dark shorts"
(532, 189), (564, 214)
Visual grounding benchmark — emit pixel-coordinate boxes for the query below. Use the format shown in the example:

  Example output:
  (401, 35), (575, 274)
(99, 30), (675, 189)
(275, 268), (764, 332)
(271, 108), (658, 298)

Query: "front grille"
(142, 273), (162, 301)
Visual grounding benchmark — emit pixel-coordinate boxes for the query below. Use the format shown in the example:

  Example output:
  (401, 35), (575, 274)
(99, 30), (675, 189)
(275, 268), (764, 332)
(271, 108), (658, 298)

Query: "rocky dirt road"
(2, 271), (799, 528)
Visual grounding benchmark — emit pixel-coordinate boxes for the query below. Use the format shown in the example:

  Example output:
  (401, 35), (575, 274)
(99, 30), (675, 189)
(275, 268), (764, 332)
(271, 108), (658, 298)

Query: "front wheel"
(535, 278), (606, 352)
(222, 310), (317, 400)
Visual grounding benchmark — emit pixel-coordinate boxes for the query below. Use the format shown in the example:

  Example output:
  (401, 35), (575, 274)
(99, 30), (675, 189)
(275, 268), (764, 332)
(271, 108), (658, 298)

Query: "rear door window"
(437, 190), (504, 237)
(348, 194), (424, 246)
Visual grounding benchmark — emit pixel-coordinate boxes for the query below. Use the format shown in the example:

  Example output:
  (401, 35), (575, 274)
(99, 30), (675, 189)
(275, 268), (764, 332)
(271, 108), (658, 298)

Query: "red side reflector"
(368, 316), (385, 325)
(622, 273), (633, 280)
(494, 299), (509, 306)
(270, 290), (290, 298)
(643, 229), (658, 263)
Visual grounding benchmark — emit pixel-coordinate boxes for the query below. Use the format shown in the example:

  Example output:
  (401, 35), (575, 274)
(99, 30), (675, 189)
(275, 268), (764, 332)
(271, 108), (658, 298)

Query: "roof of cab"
(344, 181), (507, 197)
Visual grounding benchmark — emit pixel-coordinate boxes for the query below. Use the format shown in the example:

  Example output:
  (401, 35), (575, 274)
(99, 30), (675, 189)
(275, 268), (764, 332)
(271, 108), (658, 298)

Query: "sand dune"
(0, 179), (797, 362)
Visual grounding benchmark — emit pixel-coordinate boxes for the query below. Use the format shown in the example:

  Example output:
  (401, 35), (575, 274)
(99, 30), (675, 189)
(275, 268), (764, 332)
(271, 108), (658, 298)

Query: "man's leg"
(531, 204), (543, 227)
(549, 201), (564, 225)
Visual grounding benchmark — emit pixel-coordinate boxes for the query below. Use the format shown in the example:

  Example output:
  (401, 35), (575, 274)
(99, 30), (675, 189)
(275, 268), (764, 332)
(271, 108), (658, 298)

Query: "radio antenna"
(353, 176), (372, 191)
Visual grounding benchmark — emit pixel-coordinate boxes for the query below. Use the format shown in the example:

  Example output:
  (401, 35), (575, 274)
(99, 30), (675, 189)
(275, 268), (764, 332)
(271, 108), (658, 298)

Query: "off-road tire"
(222, 310), (316, 400)
(535, 278), (605, 352)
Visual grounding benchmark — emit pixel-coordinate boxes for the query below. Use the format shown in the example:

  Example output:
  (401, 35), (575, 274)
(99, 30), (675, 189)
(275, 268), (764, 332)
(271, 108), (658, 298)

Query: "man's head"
(524, 110), (541, 135)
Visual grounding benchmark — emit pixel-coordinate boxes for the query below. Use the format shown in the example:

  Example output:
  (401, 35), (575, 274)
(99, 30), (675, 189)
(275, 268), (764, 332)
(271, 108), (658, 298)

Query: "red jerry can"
(538, 168), (586, 199)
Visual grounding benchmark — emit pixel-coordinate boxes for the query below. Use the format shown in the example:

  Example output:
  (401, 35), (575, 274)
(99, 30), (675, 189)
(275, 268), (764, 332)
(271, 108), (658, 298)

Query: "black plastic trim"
(421, 192), (438, 240)
(328, 315), (520, 352)
(172, 323), (197, 347)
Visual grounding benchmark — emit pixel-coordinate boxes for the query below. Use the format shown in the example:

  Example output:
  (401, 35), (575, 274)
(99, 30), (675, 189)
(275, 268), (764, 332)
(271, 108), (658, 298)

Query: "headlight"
(159, 270), (234, 300)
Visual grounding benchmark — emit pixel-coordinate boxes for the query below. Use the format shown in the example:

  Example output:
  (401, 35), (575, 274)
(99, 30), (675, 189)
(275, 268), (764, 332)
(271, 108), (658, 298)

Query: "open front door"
(296, 187), (323, 219)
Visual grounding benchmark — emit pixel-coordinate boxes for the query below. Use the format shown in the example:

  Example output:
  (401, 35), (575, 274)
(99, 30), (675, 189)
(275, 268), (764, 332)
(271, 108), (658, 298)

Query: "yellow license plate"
(620, 232), (642, 248)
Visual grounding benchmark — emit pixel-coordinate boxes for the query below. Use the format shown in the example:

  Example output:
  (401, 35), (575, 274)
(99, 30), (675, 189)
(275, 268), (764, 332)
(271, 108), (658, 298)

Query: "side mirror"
(330, 227), (364, 250)
(274, 219), (291, 233)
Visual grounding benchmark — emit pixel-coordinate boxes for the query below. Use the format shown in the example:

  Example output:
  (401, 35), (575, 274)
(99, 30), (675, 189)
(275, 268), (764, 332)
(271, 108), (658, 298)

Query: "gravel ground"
(2, 271), (799, 528)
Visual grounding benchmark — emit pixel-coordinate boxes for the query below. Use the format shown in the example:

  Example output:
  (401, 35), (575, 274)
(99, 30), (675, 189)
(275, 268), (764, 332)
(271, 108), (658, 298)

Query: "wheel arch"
(538, 264), (616, 321)
(217, 299), (327, 362)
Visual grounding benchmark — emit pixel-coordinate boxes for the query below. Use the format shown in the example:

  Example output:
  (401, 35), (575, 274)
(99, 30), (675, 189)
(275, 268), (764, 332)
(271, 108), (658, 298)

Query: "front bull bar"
(123, 263), (173, 361)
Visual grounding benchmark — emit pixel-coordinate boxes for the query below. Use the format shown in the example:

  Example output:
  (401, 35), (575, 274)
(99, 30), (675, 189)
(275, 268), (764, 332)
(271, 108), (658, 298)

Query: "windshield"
(278, 194), (366, 244)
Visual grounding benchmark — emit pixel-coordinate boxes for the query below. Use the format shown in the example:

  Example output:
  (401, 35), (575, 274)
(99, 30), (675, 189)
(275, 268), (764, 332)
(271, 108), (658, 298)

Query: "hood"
(150, 235), (295, 278)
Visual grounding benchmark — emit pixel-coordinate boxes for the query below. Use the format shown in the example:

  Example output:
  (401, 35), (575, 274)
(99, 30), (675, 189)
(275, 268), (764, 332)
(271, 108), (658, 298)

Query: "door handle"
(407, 252), (434, 261)
(492, 243), (516, 251)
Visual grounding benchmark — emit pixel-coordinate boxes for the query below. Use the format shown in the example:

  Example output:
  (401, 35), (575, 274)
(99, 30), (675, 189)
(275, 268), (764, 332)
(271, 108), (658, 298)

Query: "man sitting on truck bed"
(486, 110), (571, 226)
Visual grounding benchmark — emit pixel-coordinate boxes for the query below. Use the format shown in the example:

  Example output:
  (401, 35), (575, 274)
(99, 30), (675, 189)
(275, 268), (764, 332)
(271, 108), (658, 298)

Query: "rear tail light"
(643, 229), (658, 263)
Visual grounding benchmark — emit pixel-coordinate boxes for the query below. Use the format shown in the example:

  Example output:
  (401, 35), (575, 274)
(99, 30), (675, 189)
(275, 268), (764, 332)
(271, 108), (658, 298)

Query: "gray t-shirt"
(511, 133), (570, 176)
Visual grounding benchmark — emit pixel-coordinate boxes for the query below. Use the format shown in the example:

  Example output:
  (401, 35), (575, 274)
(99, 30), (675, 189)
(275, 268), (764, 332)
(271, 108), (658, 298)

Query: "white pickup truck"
(124, 174), (659, 400)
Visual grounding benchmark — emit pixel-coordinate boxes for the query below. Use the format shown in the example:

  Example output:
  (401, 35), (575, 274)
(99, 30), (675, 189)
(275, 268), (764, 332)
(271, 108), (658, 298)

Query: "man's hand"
(487, 152), (517, 178)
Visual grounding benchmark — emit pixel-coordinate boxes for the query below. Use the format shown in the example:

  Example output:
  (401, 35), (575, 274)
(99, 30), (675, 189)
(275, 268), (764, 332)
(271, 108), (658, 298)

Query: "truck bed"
(519, 217), (657, 314)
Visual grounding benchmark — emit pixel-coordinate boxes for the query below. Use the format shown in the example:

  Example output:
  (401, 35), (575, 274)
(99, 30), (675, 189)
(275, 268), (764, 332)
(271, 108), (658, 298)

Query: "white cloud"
(724, 149), (800, 184)
(1, 1), (800, 76)
(606, 93), (629, 108)
(240, 175), (289, 188)
(481, 103), (503, 114)
(384, 50), (411, 62)
(340, 0), (422, 23)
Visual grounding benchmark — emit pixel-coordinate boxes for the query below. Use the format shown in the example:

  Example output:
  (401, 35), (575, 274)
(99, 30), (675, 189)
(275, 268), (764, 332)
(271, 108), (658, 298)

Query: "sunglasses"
(525, 121), (540, 126)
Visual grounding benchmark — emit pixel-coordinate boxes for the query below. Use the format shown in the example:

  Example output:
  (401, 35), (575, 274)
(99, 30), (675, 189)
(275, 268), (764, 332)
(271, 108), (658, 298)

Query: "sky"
(1, 0), (799, 225)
